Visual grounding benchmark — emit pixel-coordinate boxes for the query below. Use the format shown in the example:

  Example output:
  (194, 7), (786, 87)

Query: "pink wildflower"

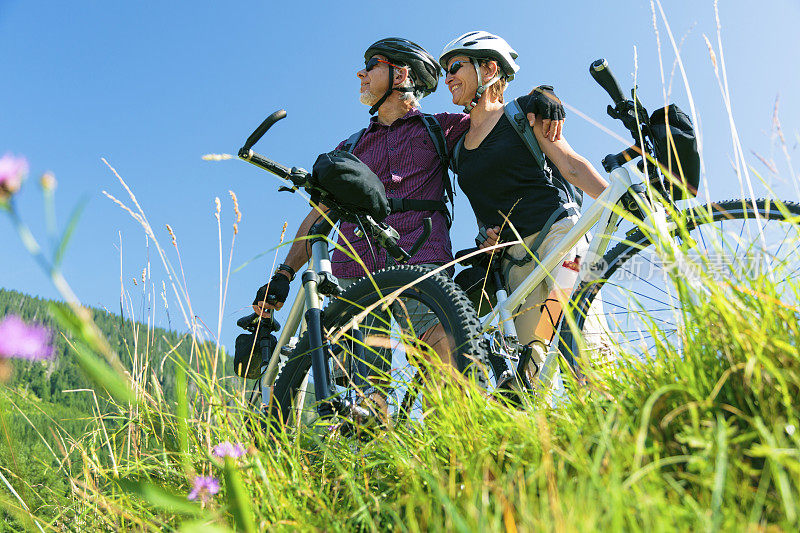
(0, 153), (28, 201)
(212, 441), (246, 459)
(188, 475), (220, 503)
(0, 315), (54, 361)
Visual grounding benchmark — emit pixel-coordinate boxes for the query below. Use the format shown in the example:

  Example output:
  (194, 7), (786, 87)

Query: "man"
(252, 38), (565, 418)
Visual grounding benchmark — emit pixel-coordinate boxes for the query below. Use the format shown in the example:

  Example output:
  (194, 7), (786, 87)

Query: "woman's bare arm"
(532, 118), (608, 199)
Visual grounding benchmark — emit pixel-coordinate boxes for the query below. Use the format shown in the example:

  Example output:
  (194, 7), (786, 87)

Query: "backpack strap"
(504, 99), (547, 170)
(342, 128), (367, 153)
(504, 98), (583, 209)
(451, 133), (465, 175)
(500, 204), (583, 283)
(420, 113), (454, 227)
(419, 115), (448, 165)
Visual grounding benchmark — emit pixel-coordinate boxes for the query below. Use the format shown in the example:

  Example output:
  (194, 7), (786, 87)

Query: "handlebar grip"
(241, 109), (287, 152)
(406, 217), (432, 259)
(236, 312), (261, 329)
(245, 152), (292, 179)
(237, 312), (281, 332)
(589, 59), (627, 105)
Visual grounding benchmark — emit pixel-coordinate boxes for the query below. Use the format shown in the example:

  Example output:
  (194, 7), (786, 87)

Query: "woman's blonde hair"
(482, 60), (507, 102)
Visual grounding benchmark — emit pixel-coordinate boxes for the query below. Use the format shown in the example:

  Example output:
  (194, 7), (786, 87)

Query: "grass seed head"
(166, 224), (177, 247)
(201, 153), (233, 161)
(703, 34), (718, 71)
(229, 190), (241, 234)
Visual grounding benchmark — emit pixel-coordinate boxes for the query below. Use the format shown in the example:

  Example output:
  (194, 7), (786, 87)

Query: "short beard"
(360, 88), (380, 106)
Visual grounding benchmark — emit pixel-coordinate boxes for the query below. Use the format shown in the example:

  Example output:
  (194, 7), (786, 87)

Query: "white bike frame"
(479, 162), (674, 383)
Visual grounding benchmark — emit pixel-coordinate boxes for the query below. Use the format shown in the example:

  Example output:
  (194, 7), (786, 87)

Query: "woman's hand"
(478, 226), (501, 250)
(526, 85), (565, 142)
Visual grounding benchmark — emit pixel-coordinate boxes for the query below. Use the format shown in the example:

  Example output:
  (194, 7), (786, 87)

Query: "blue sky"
(2, 0), (799, 351)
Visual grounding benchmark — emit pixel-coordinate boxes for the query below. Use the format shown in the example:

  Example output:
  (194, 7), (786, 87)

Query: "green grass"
(1, 259), (798, 531)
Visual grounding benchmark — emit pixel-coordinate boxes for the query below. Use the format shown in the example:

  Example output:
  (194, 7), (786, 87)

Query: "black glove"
(253, 274), (291, 308)
(527, 85), (566, 122)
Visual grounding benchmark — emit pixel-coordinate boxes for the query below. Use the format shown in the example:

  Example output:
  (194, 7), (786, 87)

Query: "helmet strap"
(369, 65), (394, 115)
(368, 65), (415, 115)
(464, 59), (502, 112)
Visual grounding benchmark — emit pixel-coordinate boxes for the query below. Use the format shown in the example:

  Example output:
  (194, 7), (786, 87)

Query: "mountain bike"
(235, 112), (491, 431)
(237, 58), (800, 429)
(451, 59), (800, 395)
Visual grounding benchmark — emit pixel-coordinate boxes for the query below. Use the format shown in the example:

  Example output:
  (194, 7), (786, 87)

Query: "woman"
(439, 31), (609, 382)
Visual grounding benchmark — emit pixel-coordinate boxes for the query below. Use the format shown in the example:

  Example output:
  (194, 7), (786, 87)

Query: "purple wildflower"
(0, 315), (54, 361)
(188, 475), (220, 503)
(0, 153), (28, 201)
(212, 441), (246, 459)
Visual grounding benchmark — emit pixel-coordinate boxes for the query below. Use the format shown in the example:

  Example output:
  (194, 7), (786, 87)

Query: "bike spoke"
(571, 201), (800, 367)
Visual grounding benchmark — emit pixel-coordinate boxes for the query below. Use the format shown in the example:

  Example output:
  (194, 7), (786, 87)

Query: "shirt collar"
(365, 107), (423, 132)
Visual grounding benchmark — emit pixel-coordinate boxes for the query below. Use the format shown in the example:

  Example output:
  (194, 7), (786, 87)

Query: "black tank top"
(456, 95), (568, 240)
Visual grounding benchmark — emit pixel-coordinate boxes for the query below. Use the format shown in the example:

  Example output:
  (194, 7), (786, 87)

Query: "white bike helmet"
(439, 31), (520, 111)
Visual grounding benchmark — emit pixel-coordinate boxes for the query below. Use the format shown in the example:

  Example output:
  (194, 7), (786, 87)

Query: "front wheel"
(561, 198), (800, 373)
(269, 264), (491, 428)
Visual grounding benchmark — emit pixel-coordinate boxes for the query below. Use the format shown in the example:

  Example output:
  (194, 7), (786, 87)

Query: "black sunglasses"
(365, 57), (402, 72)
(446, 60), (469, 76)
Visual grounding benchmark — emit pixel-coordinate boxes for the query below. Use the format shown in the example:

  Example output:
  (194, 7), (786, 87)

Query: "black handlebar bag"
(649, 104), (700, 200)
(234, 330), (277, 379)
(311, 150), (390, 222)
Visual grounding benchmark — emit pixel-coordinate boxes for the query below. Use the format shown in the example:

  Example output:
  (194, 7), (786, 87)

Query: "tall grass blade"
(710, 414), (728, 532)
(53, 195), (88, 268)
(116, 478), (203, 516)
(175, 358), (190, 476)
(222, 457), (256, 533)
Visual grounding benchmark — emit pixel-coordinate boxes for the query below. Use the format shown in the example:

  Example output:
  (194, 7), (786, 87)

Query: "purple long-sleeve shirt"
(331, 109), (469, 279)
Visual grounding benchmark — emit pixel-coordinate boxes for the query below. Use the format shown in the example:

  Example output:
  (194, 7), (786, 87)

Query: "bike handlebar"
(241, 109), (287, 153)
(238, 110), (425, 264)
(589, 59), (661, 179)
(238, 109), (313, 187)
(590, 59), (626, 106)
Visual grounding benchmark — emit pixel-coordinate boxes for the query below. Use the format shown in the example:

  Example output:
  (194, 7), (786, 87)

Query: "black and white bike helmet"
(364, 38), (441, 115)
(439, 31), (520, 111)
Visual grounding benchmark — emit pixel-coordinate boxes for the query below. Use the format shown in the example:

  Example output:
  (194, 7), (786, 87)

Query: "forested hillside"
(0, 287), (232, 522)
(0, 287), (209, 410)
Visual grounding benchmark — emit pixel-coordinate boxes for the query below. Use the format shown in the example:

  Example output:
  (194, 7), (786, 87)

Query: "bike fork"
(302, 271), (335, 418)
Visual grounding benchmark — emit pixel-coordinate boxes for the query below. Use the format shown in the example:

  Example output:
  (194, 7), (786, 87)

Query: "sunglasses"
(446, 60), (469, 76)
(365, 57), (402, 72)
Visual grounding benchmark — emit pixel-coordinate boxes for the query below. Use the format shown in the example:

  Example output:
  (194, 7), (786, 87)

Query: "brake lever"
(357, 216), (410, 262)
(277, 166), (312, 194)
(607, 90), (650, 141)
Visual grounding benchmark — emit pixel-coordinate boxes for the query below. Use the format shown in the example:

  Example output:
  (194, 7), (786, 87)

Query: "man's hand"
(252, 273), (291, 316)
(526, 85), (565, 142)
(478, 226), (501, 250)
